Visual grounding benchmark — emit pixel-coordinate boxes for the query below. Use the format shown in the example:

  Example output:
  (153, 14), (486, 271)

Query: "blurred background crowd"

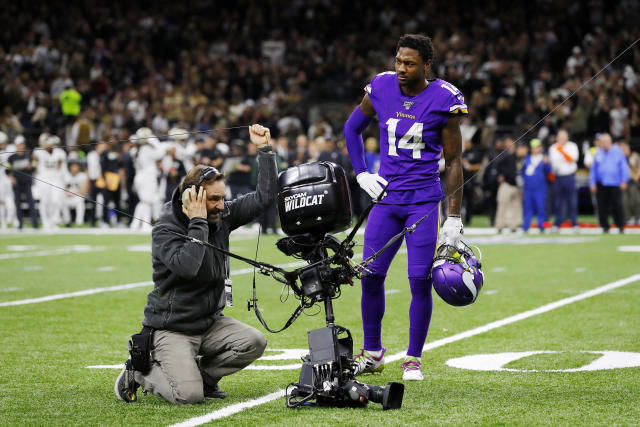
(0, 0), (639, 231)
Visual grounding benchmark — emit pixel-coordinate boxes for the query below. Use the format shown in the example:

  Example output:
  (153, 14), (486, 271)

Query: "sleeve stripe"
(449, 104), (468, 112)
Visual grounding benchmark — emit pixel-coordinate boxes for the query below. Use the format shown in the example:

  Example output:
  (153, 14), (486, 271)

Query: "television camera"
(248, 161), (404, 410)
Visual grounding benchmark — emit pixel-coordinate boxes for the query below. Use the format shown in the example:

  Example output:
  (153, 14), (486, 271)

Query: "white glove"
(439, 215), (463, 248)
(356, 172), (388, 200)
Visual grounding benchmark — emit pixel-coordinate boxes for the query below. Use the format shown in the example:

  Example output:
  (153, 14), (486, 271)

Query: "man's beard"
(207, 211), (221, 224)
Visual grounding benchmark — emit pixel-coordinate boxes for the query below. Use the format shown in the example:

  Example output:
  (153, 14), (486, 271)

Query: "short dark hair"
(397, 34), (434, 63)
(179, 165), (225, 193)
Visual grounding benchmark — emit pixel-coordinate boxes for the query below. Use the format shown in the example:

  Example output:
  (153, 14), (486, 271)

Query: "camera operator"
(115, 124), (277, 404)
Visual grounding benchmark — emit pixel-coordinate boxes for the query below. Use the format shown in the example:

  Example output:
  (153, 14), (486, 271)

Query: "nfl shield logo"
(402, 101), (415, 111)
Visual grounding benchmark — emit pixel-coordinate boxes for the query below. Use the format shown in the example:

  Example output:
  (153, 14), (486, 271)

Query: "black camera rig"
(162, 162), (406, 409)
(247, 162), (404, 410)
(274, 232), (403, 410)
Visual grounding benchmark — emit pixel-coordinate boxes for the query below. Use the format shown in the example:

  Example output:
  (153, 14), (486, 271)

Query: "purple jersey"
(365, 72), (468, 204)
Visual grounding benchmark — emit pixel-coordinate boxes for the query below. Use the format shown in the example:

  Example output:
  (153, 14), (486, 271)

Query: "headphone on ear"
(182, 166), (221, 207)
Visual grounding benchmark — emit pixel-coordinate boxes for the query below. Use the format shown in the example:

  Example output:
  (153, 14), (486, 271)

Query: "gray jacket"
(142, 149), (278, 333)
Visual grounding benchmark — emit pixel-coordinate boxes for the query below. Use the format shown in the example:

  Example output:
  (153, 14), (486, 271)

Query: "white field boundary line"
(0, 281), (154, 307)
(0, 249), (412, 307)
(0, 245), (106, 260)
(168, 273), (640, 427)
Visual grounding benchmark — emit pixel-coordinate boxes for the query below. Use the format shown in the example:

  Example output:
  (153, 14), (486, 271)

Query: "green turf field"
(0, 230), (639, 426)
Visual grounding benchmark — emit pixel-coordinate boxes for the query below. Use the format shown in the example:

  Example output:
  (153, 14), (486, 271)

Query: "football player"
(62, 160), (89, 226)
(129, 128), (167, 230)
(344, 34), (466, 380)
(33, 134), (67, 229)
(0, 132), (16, 229)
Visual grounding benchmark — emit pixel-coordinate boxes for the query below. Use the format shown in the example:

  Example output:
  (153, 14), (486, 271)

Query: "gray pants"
(135, 316), (267, 404)
(495, 182), (523, 231)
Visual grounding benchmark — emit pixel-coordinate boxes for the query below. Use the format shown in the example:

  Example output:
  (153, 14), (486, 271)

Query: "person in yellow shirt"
(59, 84), (82, 124)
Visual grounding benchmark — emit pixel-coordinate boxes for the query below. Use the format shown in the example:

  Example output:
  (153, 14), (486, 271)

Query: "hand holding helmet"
(438, 215), (463, 248)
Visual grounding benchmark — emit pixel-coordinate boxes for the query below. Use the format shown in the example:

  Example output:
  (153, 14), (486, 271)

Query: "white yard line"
(170, 390), (288, 427)
(0, 281), (153, 307)
(168, 273), (640, 426)
(0, 245), (106, 260)
(618, 245), (640, 252)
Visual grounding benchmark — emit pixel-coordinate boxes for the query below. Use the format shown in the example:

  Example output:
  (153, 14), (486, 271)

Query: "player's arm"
(439, 116), (464, 248)
(442, 116), (463, 216)
(344, 94), (387, 199)
(344, 94), (375, 175)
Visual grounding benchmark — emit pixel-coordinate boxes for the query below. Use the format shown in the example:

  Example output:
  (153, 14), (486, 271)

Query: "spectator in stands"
(589, 133), (629, 233)
(549, 130), (579, 231)
(198, 136), (224, 169)
(318, 137), (347, 170)
(610, 97), (630, 141)
(68, 112), (94, 149)
(59, 84), (82, 125)
(291, 134), (309, 166)
(224, 142), (252, 199)
(274, 136), (291, 169)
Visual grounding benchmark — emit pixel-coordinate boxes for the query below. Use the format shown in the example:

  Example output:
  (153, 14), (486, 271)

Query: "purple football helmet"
(431, 241), (484, 306)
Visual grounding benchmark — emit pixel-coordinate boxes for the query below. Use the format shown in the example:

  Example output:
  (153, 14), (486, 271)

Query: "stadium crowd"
(0, 0), (639, 231)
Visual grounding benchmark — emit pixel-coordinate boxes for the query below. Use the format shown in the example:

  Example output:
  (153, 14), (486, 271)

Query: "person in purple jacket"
(343, 34), (466, 381)
(521, 138), (551, 233)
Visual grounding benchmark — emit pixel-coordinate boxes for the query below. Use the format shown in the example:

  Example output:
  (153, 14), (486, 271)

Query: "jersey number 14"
(386, 118), (425, 159)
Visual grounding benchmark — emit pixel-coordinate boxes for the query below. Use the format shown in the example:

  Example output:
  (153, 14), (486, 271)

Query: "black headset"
(182, 166), (221, 206)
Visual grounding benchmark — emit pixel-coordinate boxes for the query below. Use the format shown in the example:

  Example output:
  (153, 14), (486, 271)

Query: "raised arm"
(225, 125), (278, 230)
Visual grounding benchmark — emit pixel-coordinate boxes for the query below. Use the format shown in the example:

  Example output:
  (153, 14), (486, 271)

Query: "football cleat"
(114, 359), (140, 403)
(431, 241), (484, 306)
(352, 348), (386, 375)
(401, 357), (423, 381)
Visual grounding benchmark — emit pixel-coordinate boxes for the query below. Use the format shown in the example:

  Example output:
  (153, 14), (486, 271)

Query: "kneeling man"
(116, 125), (277, 404)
